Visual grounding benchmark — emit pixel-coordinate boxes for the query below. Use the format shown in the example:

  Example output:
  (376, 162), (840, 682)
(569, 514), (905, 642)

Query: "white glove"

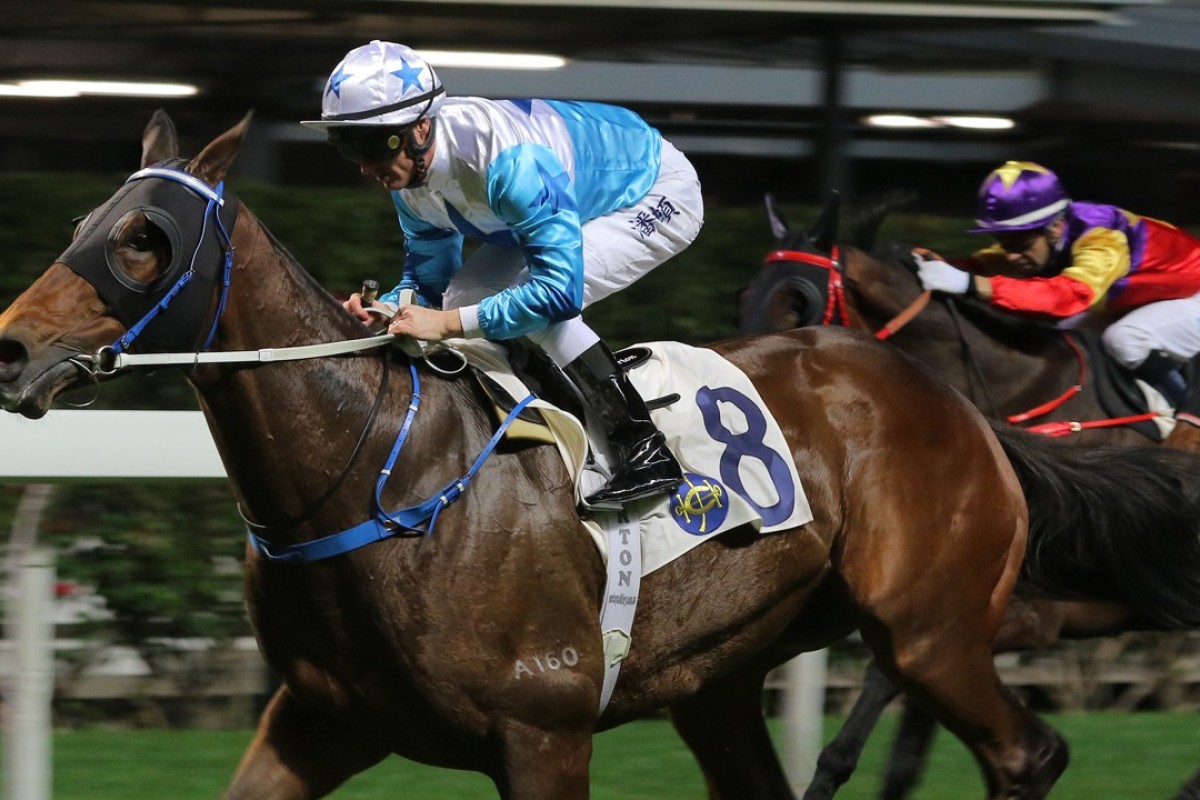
(916, 255), (972, 295)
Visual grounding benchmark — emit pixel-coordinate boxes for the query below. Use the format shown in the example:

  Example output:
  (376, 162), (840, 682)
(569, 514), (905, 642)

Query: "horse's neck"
(899, 301), (1072, 411)
(212, 209), (362, 355)
(842, 249), (922, 331)
(846, 251), (1072, 411)
(187, 212), (478, 540)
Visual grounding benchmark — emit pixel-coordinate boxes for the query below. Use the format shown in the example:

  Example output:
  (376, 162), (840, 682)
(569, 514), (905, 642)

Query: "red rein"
(761, 249), (1161, 438)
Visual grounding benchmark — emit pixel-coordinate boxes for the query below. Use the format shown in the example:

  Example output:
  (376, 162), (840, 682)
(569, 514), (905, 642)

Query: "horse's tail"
(989, 420), (1200, 629)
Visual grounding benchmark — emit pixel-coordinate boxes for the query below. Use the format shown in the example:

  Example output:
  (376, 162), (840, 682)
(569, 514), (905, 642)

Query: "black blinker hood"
(57, 168), (239, 353)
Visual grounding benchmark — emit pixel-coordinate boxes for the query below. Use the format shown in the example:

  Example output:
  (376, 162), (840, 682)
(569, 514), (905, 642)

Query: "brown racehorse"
(742, 192), (1200, 451)
(740, 194), (1200, 800)
(3, 112), (1200, 800)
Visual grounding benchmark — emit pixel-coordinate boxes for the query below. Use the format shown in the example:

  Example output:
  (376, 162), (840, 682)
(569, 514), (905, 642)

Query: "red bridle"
(762, 248), (930, 340)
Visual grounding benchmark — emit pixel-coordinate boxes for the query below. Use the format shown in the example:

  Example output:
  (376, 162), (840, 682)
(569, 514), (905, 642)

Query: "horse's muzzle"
(0, 337), (28, 384)
(0, 335), (92, 418)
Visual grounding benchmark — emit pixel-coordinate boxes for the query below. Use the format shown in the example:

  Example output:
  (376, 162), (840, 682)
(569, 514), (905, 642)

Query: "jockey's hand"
(344, 293), (397, 325)
(915, 254), (972, 295)
(387, 305), (464, 342)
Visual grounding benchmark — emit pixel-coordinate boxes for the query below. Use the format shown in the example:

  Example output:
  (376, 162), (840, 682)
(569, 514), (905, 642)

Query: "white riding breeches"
(1102, 290), (1200, 368)
(440, 139), (704, 366)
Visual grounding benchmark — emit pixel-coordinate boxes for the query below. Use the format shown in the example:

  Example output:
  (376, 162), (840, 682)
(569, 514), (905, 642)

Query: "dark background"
(5, 1), (1200, 220)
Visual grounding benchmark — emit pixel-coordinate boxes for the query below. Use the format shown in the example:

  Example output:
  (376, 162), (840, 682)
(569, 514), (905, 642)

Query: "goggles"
(993, 227), (1049, 254)
(327, 126), (408, 164)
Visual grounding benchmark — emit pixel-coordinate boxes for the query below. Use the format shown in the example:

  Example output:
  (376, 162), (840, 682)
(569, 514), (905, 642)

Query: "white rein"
(92, 333), (396, 375)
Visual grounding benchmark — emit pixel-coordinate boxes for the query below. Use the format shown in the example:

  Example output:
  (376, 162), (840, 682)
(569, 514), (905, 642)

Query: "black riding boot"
(563, 342), (684, 505)
(1134, 349), (1186, 408)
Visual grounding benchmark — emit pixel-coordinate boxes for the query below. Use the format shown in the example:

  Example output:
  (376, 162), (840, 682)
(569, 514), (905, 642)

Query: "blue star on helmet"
(391, 59), (425, 93)
(327, 64), (352, 98)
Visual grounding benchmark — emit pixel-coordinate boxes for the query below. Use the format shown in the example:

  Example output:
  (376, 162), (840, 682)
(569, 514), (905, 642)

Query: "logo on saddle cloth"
(671, 472), (729, 535)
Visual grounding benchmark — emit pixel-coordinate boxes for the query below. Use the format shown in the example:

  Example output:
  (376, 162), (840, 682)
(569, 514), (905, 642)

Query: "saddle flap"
(473, 369), (557, 445)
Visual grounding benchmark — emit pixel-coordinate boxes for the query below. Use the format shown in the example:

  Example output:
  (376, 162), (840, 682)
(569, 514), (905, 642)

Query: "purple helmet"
(968, 161), (1070, 234)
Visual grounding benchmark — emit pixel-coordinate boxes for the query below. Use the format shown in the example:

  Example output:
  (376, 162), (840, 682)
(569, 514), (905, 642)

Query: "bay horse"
(740, 194), (1200, 800)
(4, 112), (1200, 800)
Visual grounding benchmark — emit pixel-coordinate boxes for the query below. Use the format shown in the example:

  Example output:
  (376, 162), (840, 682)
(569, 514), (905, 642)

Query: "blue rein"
(248, 363), (537, 563)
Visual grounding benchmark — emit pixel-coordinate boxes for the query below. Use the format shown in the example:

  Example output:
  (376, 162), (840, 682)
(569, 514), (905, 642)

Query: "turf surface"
(31, 711), (1199, 798)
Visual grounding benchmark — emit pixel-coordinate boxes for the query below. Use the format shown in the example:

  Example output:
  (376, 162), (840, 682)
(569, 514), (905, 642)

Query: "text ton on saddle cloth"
(457, 339), (814, 575)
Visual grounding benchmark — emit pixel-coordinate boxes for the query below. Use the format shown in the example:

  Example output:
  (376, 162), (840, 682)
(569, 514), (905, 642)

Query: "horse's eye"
(128, 230), (153, 251)
(104, 209), (179, 289)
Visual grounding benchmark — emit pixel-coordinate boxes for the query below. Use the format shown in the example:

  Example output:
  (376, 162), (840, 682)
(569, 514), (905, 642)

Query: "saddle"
(473, 340), (679, 445)
(1070, 329), (1165, 442)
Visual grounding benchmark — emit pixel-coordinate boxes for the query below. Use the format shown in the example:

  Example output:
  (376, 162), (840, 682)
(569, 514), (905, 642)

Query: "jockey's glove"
(915, 254), (973, 296)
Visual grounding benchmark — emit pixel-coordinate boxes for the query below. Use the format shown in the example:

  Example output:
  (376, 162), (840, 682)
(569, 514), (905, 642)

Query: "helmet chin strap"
(405, 117), (437, 188)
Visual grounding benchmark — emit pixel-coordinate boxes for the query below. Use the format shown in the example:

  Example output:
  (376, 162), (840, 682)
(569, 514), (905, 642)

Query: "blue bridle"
(112, 167), (236, 356)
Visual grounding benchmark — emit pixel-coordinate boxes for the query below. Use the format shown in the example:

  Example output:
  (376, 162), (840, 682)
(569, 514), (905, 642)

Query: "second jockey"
(915, 160), (1200, 425)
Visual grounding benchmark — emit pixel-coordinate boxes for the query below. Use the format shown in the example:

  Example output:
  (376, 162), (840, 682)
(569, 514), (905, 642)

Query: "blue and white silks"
(379, 98), (664, 340)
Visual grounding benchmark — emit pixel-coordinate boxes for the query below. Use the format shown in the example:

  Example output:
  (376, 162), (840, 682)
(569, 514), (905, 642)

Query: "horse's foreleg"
(669, 668), (795, 800)
(801, 659), (899, 800)
(223, 686), (389, 800)
(491, 719), (593, 800)
(879, 699), (938, 800)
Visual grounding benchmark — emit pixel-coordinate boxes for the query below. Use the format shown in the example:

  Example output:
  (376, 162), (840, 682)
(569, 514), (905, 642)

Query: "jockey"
(302, 40), (704, 505)
(916, 160), (1200, 425)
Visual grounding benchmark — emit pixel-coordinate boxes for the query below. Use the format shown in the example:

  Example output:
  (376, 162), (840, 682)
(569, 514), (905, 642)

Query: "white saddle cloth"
(448, 339), (814, 575)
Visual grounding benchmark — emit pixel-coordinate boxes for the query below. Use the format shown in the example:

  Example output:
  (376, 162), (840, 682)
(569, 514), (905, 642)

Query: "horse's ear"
(764, 193), (790, 242)
(140, 109), (179, 168)
(186, 110), (254, 185)
(807, 191), (840, 256)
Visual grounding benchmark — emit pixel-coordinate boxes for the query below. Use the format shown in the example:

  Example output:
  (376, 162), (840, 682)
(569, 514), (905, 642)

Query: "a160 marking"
(514, 646), (581, 680)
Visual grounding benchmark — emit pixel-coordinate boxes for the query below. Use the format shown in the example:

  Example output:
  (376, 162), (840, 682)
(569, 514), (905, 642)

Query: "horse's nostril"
(0, 338), (28, 377)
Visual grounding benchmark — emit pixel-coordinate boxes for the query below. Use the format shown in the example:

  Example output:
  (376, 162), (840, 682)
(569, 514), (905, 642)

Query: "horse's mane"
(257, 219), (347, 312)
(847, 189), (920, 252)
(873, 243), (1061, 345)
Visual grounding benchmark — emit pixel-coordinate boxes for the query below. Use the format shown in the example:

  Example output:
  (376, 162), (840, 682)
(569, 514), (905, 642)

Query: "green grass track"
(22, 711), (1199, 799)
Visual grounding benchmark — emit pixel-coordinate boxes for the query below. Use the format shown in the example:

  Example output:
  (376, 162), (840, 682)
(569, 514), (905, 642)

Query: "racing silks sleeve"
(379, 195), (464, 309)
(471, 144), (585, 340)
(981, 228), (1132, 319)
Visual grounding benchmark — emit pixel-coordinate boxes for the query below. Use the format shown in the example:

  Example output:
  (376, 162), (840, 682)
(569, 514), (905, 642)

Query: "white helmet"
(301, 40), (445, 131)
